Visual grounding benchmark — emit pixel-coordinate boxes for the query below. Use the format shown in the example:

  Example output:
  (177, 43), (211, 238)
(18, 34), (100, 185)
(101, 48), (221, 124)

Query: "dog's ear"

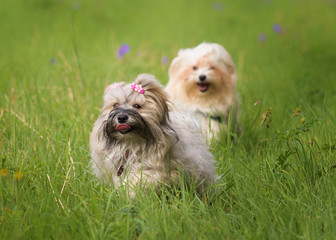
(103, 82), (125, 103)
(134, 74), (165, 93)
(134, 74), (170, 114)
(230, 69), (237, 87)
(134, 74), (178, 143)
(217, 60), (237, 89)
(225, 61), (237, 87)
(212, 43), (238, 86)
(168, 48), (191, 81)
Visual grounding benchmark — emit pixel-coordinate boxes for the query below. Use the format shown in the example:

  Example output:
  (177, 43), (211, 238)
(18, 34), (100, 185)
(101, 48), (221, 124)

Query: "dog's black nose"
(117, 114), (128, 123)
(199, 74), (207, 81)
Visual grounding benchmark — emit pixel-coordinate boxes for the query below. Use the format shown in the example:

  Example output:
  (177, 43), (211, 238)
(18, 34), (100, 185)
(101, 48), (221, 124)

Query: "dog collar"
(196, 111), (222, 123)
(209, 115), (222, 123)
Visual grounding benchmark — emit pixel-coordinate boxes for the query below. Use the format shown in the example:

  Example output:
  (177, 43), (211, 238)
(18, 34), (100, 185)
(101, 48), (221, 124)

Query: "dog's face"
(168, 43), (237, 103)
(96, 74), (175, 147)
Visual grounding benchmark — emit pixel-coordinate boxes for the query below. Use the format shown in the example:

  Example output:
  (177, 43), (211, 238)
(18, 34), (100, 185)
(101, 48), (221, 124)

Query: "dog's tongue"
(115, 124), (131, 131)
(198, 83), (209, 92)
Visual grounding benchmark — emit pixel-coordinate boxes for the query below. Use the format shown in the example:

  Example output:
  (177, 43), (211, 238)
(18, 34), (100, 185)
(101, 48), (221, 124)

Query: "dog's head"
(167, 43), (237, 102)
(96, 74), (176, 148)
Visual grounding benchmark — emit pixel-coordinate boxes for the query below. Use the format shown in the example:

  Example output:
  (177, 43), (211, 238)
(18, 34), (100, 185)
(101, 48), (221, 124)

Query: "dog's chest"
(108, 149), (146, 175)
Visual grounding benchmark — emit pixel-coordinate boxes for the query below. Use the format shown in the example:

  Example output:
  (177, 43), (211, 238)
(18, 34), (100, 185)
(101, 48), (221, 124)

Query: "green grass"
(1, 0), (336, 239)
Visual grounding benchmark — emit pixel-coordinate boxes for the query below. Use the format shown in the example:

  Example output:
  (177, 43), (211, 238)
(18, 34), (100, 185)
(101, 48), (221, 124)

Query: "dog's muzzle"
(104, 108), (154, 142)
(199, 74), (207, 81)
(115, 114), (132, 134)
(197, 74), (209, 92)
(117, 114), (128, 123)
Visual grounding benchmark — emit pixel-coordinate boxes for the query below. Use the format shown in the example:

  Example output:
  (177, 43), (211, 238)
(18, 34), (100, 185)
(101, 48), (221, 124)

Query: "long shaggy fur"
(166, 42), (240, 139)
(90, 74), (217, 195)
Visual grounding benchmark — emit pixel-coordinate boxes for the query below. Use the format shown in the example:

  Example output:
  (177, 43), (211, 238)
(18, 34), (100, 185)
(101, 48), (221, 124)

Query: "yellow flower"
(300, 117), (306, 124)
(1, 168), (9, 177)
(260, 108), (272, 128)
(293, 107), (302, 117)
(14, 170), (24, 180)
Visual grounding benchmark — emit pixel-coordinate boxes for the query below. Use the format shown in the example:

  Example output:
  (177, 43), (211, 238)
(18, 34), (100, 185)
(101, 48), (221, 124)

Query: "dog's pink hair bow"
(131, 84), (145, 94)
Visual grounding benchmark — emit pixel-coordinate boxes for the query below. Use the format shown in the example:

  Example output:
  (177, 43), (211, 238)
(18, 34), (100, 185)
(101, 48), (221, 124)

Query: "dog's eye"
(192, 66), (198, 70)
(133, 104), (141, 109)
(113, 103), (119, 108)
(210, 66), (215, 70)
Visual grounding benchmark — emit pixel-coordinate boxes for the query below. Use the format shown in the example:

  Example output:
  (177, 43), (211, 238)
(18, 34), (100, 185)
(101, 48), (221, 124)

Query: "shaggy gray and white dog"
(90, 74), (217, 195)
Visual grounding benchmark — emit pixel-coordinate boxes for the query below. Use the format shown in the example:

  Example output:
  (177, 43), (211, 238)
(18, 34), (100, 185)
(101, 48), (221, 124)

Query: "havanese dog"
(166, 42), (240, 139)
(90, 73), (217, 196)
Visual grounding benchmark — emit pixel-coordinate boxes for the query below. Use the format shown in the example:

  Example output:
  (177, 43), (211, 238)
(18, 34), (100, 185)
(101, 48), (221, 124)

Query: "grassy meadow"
(1, 0), (336, 239)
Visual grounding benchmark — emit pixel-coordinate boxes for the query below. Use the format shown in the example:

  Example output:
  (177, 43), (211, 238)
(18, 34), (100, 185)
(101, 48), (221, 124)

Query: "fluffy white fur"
(90, 74), (217, 195)
(166, 42), (239, 139)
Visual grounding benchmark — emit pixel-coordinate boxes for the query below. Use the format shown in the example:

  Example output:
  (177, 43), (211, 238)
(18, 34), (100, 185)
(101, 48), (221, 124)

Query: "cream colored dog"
(90, 74), (217, 195)
(166, 42), (239, 139)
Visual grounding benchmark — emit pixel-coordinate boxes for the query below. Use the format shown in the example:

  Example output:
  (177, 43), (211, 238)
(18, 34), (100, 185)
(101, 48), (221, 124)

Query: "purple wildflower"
(51, 58), (55, 65)
(162, 56), (168, 65)
(73, 2), (81, 10)
(273, 23), (281, 33)
(118, 44), (130, 59)
(258, 34), (266, 42)
(212, 2), (225, 11)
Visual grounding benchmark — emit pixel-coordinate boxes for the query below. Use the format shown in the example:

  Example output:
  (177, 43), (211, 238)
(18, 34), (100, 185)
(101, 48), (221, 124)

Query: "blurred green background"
(1, 0), (336, 112)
